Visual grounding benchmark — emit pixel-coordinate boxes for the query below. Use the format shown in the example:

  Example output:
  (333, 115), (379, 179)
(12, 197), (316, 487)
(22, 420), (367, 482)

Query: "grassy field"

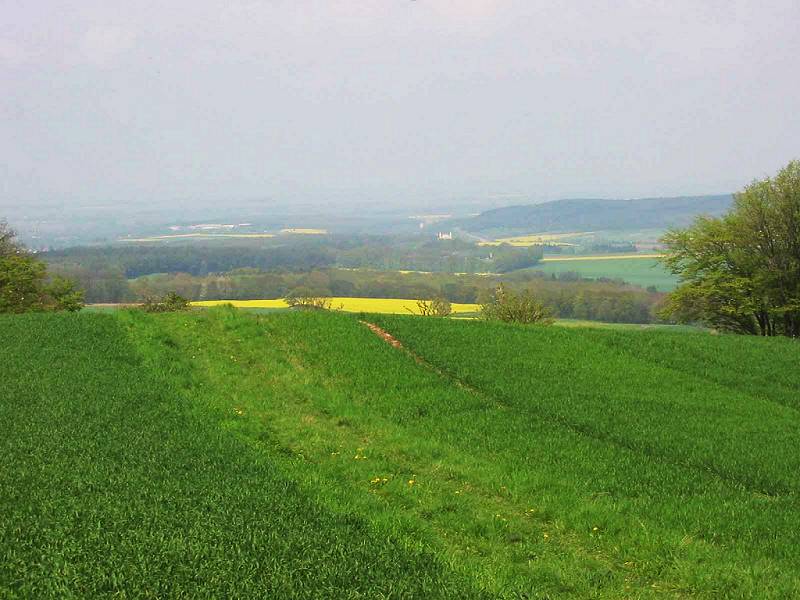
(553, 318), (697, 331)
(2, 309), (799, 597)
(534, 255), (677, 290)
(0, 311), (481, 598)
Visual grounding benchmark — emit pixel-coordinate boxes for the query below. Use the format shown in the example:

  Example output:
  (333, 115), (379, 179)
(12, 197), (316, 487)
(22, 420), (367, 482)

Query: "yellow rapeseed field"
(478, 232), (590, 247)
(192, 298), (480, 315)
(279, 228), (328, 235)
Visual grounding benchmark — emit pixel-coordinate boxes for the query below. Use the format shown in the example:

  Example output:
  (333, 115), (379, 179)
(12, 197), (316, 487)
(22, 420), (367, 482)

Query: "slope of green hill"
(451, 195), (732, 236)
(0, 312), (480, 598)
(2, 308), (799, 598)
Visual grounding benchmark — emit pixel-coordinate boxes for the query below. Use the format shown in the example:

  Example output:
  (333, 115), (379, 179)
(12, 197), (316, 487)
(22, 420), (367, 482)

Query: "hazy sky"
(2, 0), (799, 210)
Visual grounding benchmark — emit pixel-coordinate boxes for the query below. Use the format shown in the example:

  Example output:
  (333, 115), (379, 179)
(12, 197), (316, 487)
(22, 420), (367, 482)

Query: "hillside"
(450, 195), (732, 236)
(2, 309), (799, 597)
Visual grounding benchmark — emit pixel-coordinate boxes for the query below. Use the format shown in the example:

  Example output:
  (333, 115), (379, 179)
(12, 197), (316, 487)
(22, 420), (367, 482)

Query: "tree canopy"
(0, 220), (84, 314)
(661, 161), (800, 336)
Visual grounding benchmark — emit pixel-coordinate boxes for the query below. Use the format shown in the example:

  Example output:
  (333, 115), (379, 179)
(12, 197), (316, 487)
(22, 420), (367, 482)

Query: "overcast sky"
(2, 0), (798, 210)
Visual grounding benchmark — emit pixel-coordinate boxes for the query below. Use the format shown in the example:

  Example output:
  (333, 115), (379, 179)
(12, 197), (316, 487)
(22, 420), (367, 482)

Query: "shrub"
(413, 297), (452, 317)
(284, 287), (333, 310)
(142, 292), (191, 313)
(480, 284), (552, 325)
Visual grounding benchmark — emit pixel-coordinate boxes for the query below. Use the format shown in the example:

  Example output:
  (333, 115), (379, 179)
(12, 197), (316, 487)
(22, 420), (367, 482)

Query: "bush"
(43, 276), (85, 312)
(284, 287), (333, 310)
(480, 284), (552, 325)
(142, 292), (191, 313)
(413, 297), (452, 317)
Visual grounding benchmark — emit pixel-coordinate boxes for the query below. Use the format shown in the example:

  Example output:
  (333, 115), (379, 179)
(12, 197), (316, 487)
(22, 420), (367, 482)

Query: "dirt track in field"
(360, 321), (405, 349)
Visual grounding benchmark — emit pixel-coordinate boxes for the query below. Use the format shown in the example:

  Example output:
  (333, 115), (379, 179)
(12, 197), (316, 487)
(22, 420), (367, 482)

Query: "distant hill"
(450, 194), (733, 235)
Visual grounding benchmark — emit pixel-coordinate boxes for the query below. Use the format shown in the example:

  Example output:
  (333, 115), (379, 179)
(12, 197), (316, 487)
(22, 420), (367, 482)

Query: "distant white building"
(437, 231), (453, 240)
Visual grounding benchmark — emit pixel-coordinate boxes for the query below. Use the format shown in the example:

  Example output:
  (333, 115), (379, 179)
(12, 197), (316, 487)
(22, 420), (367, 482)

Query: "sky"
(1, 0), (799, 211)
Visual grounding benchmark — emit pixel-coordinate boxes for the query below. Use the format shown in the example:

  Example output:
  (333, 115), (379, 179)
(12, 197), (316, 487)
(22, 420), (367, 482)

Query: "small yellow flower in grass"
(592, 526), (599, 532)
(408, 479), (415, 486)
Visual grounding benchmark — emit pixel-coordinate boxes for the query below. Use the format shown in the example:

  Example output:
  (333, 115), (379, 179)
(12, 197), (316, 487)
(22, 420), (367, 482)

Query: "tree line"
(43, 235), (543, 279)
(101, 267), (664, 324)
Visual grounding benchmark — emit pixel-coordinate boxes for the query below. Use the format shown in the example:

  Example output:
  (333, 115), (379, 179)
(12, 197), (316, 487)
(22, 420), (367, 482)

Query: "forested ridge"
(450, 195), (732, 235)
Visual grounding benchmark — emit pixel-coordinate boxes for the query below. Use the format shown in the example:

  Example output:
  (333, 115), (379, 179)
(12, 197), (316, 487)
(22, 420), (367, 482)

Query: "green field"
(2, 309), (799, 597)
(535, 256), (678, 290)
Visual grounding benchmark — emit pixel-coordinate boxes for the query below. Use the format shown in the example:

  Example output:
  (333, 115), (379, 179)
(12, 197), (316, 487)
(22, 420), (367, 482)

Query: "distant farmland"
(279, 228), (328, 235)
(478, 231), (589, 246)
(120, 233), (276, 242)
(534, 254), (677, 290)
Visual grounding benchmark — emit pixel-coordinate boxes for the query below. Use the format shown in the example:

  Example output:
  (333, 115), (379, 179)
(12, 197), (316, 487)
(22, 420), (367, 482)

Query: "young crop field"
(2, 309), (799, 597)
(192, 297), (481, 314)
(541, 253), (664, 261)
(534, 255), (677, 290)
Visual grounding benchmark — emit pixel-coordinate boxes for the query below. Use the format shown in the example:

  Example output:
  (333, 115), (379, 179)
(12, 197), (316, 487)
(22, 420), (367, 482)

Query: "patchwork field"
(117, 227), (330, 243)
(534, 255), (677, 290)
(478, 232), (590, 247)
(2, 309), (798, 597)
(280, 228), (328, 235)
(120, 233), (276, 242)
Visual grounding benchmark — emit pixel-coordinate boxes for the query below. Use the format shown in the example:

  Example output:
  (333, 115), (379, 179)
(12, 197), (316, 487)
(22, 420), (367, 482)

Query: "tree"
(0, 252), (47, 313)
(1, 220), (24, 256)
(661, 160), (800, 336)
(0, 220), (84, 313)
(480, 284), (552, 325)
